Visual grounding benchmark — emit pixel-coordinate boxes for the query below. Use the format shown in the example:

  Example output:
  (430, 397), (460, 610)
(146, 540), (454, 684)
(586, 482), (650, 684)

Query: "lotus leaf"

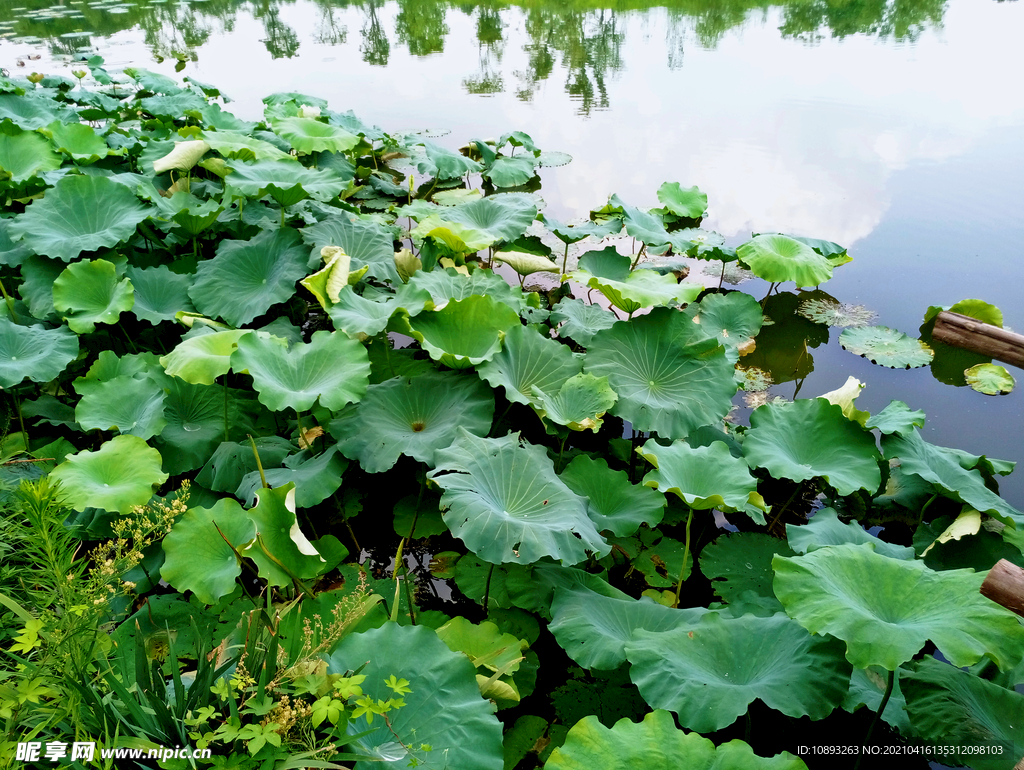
(741, 399), (881, 496)
(202, 130), (291, 161)
(585, 307), (737, 438)
(139, 92), (206, 118)
(476, 324), (582, 406)
(482, 156), (536, 188)
(839, 325), (933, 368)
(699, 532), (794, 607)
(160, 329), (248, 385)
(155, 379), (243, 474)
(559, 456), (665, 537)
(843, 666), (909, 732)
(639, 440), (760, 514)
(773, 543), (1024, 670)
(9, 175), (149, 262)
(656, 182), (707, 219)
(301, 215), (400, 283)
(796, 297), (874, 327)
(126, 265), (195, 325)
(151, 139), (210, 173)
(786, 508), (915, 560)
(682, 291), (763, 358)
(429, 430), (609, 565)
(301, 246), (354, 309)
(195, 436), (294, 493)
(74, 374), (167, 439)
(274, 116), (358, 154)
(0, 219), (32, 267)
(0, 130), (61, 182)
(327, 623), (503, 770)
(736, 234), (833, 288)
(625, 612), (851, 732)
(864, 399), (926, 435)
(407, 267), (527, 313)
(235, 446), (349, 509)
(417, 140), (484, 180)
(241, 484), (326, 583)
(617, 204), (688, 252)
(0, 318), (78, 387)
(494, 249), (559, 276)
(160, 498), (256, 604)
(0, 93), (80, 129)
(231, 329), (370, 412)
(572, 247), (702, 313)
(49, 434), (168, 514)
(435, 616), (528, 674)
(42, 120), (110, 163)
(439, 194), (538, 243)
(52, 259), (134, 334)
(550, 298), (618, 346)
(328, 283), (431, 338)
(534, 373), (618, 432)
(433, 188), (481, 206)
(924, 298), (1004, 328)
(224, 158), (346, 205)
(331, 370), (493, 473)
(405, 294), (519, 369)
(965, 363), (1015, 395)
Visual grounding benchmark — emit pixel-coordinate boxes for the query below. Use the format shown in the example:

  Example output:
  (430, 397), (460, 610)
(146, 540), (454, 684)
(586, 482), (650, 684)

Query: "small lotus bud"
(72, 69), (87, 79)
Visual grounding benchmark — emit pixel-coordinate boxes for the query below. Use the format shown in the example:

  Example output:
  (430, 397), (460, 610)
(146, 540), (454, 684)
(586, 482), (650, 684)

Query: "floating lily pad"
(839, 325), (933, 369)
(965, 363), (1015, 396)
(796, 298), (875, 327)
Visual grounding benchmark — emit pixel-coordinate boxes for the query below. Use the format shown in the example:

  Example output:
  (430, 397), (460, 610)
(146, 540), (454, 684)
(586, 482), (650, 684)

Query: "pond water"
(2, 0), (1022, 504)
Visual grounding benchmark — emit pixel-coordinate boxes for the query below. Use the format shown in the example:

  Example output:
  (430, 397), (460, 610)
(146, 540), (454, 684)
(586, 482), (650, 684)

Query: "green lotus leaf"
(52, 258), (134, 334)
(864, 399), (926, 435)
(484, 156), (537, 188)
(741, 399), (881, 496)
(773, 543), (1024, 670)
(965, 363), (1015, 396)
(327, 623), (503, 770)
(9, 175), (149, 262)
(656, 182), (707, 219)
(231, 329), (370, 412)
(681, 291), (764, 359)
(796, 297), (875, 327)
(126, 265), (196, 325)
(413, 216), (497, 253)
(241, 483), (325, 583)
(165, 195), (225, 237)
(405, 294), (519, 370)
(547, 710), (806, 770)
(639, 439), (760, 515)
(189, 228), (308, 326)
(817, 375), (870, 426)
(331, 370), (494, 473)
(786, 508), (915, 560)
(476, 324), (582, 406)
(699, 532), (794, 607)
(417, 140), (484, 180)
(160, 329), (249, 385)
(923, 298), (1004, 328)
(202, 130), (291, 161)
(0, 94), (80, 130)
(0, 318), (78, 388)
(406, 267), (528, 313)
(542, 214), (623, 246)
(160, 498), (256, 604)
(0, 130), (61, 182)
(902, 657), (1024, 770)
(139, 91), (207, 118)
(275, 116), (358, 154)
(736, 234), (834, 288)
(42, 120), (110, 163)
(327, 283), (431, 338)
(433, 193), (537, 243)
(534, 373), (618, 432)
(224, 158), (346, 205)
(617, 204), (681, 251)
(584, 307), (737, 439)
(559, 456), (665, 537)
(550, 298), (618, 347)
(0, 219), (32, 267)
(881, 430), (1024, 527)
(494, 249), (559, 276)
(548, 585), (700, 670)
(301, 247), (357, 309)
(80, 351), (163, 384)
(49, 434), (168, 514)
(432, 188), (481, 206)
(428, 430), (609, 565)
(154, 379), (243, 474)
(195, 436), (294, 493)
(843, 666), (909, 733)
(435, 616), (528, 674)
(236, 446), (348, 509)
(74, 374), (167, 440)
(572, 247), (702, 313)
(625, 612), (851, 732)
(301, 215), (400, 283)
(151, 139), (210, 174)
(839, 325), (934, 368)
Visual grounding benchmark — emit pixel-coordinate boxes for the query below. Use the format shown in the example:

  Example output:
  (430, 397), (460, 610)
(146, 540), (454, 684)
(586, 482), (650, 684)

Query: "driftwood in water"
(980, 559), (1024, 618)
(932, 311), (1024, 370)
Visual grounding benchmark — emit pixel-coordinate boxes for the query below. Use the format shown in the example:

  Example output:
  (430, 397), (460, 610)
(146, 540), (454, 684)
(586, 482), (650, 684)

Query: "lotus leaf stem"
(0, 277), (18, 323)
(483, 563), (495, 614)
(719, 261), (726, 289)
(767, 481), (804, 531)
(561, 242), (570, 275)
(673, 505), (694, 608)
(390, 538), (405, 623)
(918, 492), (939, 525)
(854, 668), (896, 770)
(248, 434), (268, 488)
(222, 375), (229, 442)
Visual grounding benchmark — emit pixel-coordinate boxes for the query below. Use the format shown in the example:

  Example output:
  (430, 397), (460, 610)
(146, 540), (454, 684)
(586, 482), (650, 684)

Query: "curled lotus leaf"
(559, 455), (665, 537)
(52, 258), (134, 334)
(864, 400), (926, 435)
(416, 140), (483, 180)
(571, 247), (702, 313)
(49, 434), (168, 514)
(160, 329), (249, 385)
(965, 363), (1015, 396)
(404, 294), (520, 370)
(274, 116), (358, 154)
(224, 158), (347, 205)
(0, 318), (79, 388)
(533, 373), (617, 432)
(152, 139), (210, 173)
(550, 298), (617, 347)
(301, 215), (400, 283)
(736, 234), (834, 288)
(494, 249), (559, 276)
(839, 325), (933, 368)
(639, 439), (761, 515)
(476, 324), (582, 406)
(786, 507), (915, 560)
(240, 484), (326, 584)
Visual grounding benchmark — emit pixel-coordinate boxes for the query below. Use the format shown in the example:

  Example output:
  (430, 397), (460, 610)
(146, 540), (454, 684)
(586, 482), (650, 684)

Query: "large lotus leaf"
(139, 91), (207, 118)
(617, 204), (680, 250)
(902, 657), (1024, 770)
(413, 216), (497, 253)
(327, 623), (502, 770)
(42, 120), (110, 163)
(699, 533), (794, 607)
(0, 130), (61, 182)
(839, 325), (933, 368)
(484, 156), (537, 188)
(572, 248), (702, 313)
(773, 543), (1024, 670)
(224, 158), (346, 205)
(535, 373), (618, 432)
(0, 219), (32, 267)
(625, 612), (851, 732)
(494, 249), (559, 277)
(52, 259), (134, 334)
(736, 234), (833, 287)
(241, 484), (325, 583)
(549, 585), (701, 670)
(881, 430), (1023, 527)
(189, 228), (308, 326)
(741, 399), (881, 496)
(9, 175), (149, 262)
(681, 291), (763, 359)
(405, 295), (519, 369)
(435, 616), (528, 674)
(154, 379), (243, 474)
(274, 117), (358, 154)
(406, 268), (528, 313)
(417, 140), (484, 180)
(49, 435), (168, 514)
(195, 437), (294, 493)
(301, 215), (400, 283)
(80, 351), (162, 384)
(160, 498), (256, 604)
(428, 430), (609, 565)
(639, 439), (759, 514)
(231, 329), (370, 412)
(965, 363), (1015, 395)
(476, 324), (582, 406)
(550, 298), (618, 347)
(559, 456), (665, 537)
(657, 182), (708, 219)
(202, 130), (291, 161)
(160, 329), (249, 385)
(585, 307), (737, 439)
(126, 265), (195, 325)
(864, 400), (926, 435)
(0, 93), (80, 130)
(327, 283), (431, 338)
(440, 194), (538, 243)
(786, 508), (914, 560)
(0, 318), (78, 387)
(331, 370), (493, 473)
(74, 374), (167, 440)
(236, 446), (348, 510)
(546, 710), (806, 770)
(542, 214), (622, 246)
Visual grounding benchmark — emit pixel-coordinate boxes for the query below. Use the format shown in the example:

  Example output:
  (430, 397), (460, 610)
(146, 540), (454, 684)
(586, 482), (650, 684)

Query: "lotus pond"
(1, 7), (1024, 770)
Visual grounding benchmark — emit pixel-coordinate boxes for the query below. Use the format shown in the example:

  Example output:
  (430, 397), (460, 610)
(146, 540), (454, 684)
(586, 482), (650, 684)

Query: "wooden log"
(980, 559), (1024, 618)
(932, 311), (1024, 370)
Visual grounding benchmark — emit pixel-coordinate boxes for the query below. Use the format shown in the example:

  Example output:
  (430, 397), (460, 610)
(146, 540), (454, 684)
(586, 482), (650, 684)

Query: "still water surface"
(2, 0), (1022, 503)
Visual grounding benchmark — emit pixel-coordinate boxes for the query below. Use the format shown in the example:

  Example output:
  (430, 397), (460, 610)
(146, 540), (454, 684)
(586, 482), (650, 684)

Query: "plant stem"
(248, 434), (268, 488)
(482, 564), (494, 615)
(854, 669), (895, 770)
(744, 709), (752, 743)
(767, 481), (804, 531)
(918, 492), (938, 525)
(13, 392), (27, 445)
(556, 435), (568, 472)
(221, 375), (229, 442)
(296, 410), (304, 444)
(719, 260), (726, 289)
(673, 506), (694, 608)
(561, 242), (569, 275)
(390, 538), (405, 622)
(0, 277), (18, 322)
